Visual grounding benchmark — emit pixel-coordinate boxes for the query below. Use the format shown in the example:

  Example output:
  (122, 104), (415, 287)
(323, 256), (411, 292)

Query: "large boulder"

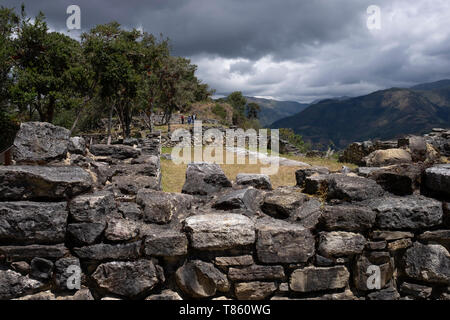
(326, 174), (384, 202)
(0, 269), (43, 299)
(295, 167), (330, 187)
(184, 214), (255, 250)
(290, 266), (350, 292)
(318, 232), (366, 257)
(398, 136), (427, 162)
(236, 173), (272, 190)
(255, 218), (315, 264)
(136, 190), (192, 224)
(364, 148), (412, 167)
(320, 205), (376, 232)
(212, 188), (259, 211)
(339, 141), (375, 166)
(0, 166), (92, 201)
(261, 186), (309, 219)
(363, 163), (424, 196)
(69, 191), (118, 223)
(0, 202), (68, 245)
(92, 260), (159, 297)
(228, 265), (285, 282)
(68, 137), (86, 155)
(13, 122), (70, 164)
(112, 175), (161, 194)
(175, 260), (229, 298)
(0, 244), (69, 262)
(235, 282), (277, 300)
(404, 243), (450, 284)
(367, 195), (443, 230)
(144, 230), (188, 257)
(90, 144), (141, 160)
(73, 242), (141, 262)
(423, 164), (450, 198)
(182, 162), (232, 195)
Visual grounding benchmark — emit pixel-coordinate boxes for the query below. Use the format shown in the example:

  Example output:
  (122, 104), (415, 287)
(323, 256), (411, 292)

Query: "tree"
(137, 32), (170, 133)
(247, 102), (260, 120)
(82, 22), (142, 141)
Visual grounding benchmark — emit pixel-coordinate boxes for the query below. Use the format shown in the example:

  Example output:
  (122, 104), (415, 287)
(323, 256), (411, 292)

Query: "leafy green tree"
(247, 102), (260, 120)
(82, 22), (142, 141)
(10, 8), (85, 123)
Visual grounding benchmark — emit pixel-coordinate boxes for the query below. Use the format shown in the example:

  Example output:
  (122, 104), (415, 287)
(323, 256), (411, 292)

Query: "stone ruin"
(0, 121), (449, 300)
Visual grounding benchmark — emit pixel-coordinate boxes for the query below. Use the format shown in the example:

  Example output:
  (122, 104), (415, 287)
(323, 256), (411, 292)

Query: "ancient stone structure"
(0, 122), (449, 300)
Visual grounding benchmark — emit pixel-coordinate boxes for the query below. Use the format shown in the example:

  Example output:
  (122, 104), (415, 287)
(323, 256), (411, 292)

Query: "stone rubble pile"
(0, 121), (449, 300)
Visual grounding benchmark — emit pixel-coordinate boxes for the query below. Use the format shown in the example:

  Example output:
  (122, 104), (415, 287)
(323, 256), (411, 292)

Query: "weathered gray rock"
(295, 167), (329, 187)
(184, 214), (255, 250)
(261, 186), (309, 219)
(370, 231), (414, 241)
(0, 166), (92, 201)
(13, 122), (70, 164)
(400, 282), (433, 299)
(404, 243), (450, 284)
(367, 196), (443, 230)
(68, 137), (86, 155)
(235, 282), (277, 300)
(290, 266), (350, 292)
(256, 218), (315, 264)
(320, 205), (376, 232)
(212, 188), (258, 211)
(146, 290), (182, 300)
(326, 174), (384, 202)
(353, 255), (393, 291)
(73, 242), (141, 261)
(367, 286), (400, 300)
(0, 244), (69, 261)
(419, 230), (450, 249)
(112, 175), (161, 194)
(175, 260), (229, 298)
(0, 269), (43, 299)
(67, 223), (106, 246)
(228, 265), (285, 281)
(11, 261), (30, 275)
(318, 232), (366, 257)
(182, 162), (232, 195)
(90, 144), (141, 160)
(118, 202), (142, 221)
(423, 164), (450, 197)
(291, 198), (322, 229)
(388, 238), (412, 252)
(398, 136), (427, 162)
(30, 257), (54, 281)
(92, 260), (159, 297)
(0, 201), (68, 244)
(364, 148), (412, 167)
(144, 231), (188, 257)
(136, 190), (192, 224)
(105, 218), (139, 242)
(214, 255), (254, 268)
(304, 174), (329, 195)
(365, 164), (423, 196)
(53, 257), (81, 292)
(69, 191), (117, 223)
(236, 173), (272, 190)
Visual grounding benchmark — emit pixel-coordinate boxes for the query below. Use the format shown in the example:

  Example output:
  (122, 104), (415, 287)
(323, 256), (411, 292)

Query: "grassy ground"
(160, 147), (357, 193)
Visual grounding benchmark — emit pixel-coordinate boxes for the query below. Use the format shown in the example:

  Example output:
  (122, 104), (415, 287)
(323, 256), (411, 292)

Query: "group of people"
(181, 114), (197, 125)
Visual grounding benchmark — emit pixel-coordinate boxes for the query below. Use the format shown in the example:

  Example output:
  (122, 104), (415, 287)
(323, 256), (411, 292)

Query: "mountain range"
(245, 97), (309, 126)
(270, 80), (450, 149)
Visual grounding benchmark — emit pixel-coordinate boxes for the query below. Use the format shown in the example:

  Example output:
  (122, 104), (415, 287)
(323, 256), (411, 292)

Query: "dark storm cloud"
(3, 0), (450, 102)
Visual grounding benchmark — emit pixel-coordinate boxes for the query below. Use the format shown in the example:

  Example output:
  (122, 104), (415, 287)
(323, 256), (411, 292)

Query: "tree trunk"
(107, 104), (113, 145)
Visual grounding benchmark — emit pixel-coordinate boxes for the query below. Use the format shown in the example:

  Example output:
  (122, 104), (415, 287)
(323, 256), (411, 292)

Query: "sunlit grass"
(160, 147), (358, 193)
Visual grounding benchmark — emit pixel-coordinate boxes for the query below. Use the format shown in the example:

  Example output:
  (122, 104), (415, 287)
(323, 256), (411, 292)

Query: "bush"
(279, 128), (310, 153)
(0, 111), (20, 151)
(212, 103), (227, 120)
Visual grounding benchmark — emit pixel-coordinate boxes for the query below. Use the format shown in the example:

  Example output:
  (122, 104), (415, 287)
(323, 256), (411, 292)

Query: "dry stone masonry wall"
(0, 121), (449, 300)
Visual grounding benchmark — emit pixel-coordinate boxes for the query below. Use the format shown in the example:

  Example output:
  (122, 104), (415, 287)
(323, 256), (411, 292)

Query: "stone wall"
(0, 122), (449, 300)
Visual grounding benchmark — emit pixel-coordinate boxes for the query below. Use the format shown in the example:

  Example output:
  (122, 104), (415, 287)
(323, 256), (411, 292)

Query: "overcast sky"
(3, 0), (450, 102)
